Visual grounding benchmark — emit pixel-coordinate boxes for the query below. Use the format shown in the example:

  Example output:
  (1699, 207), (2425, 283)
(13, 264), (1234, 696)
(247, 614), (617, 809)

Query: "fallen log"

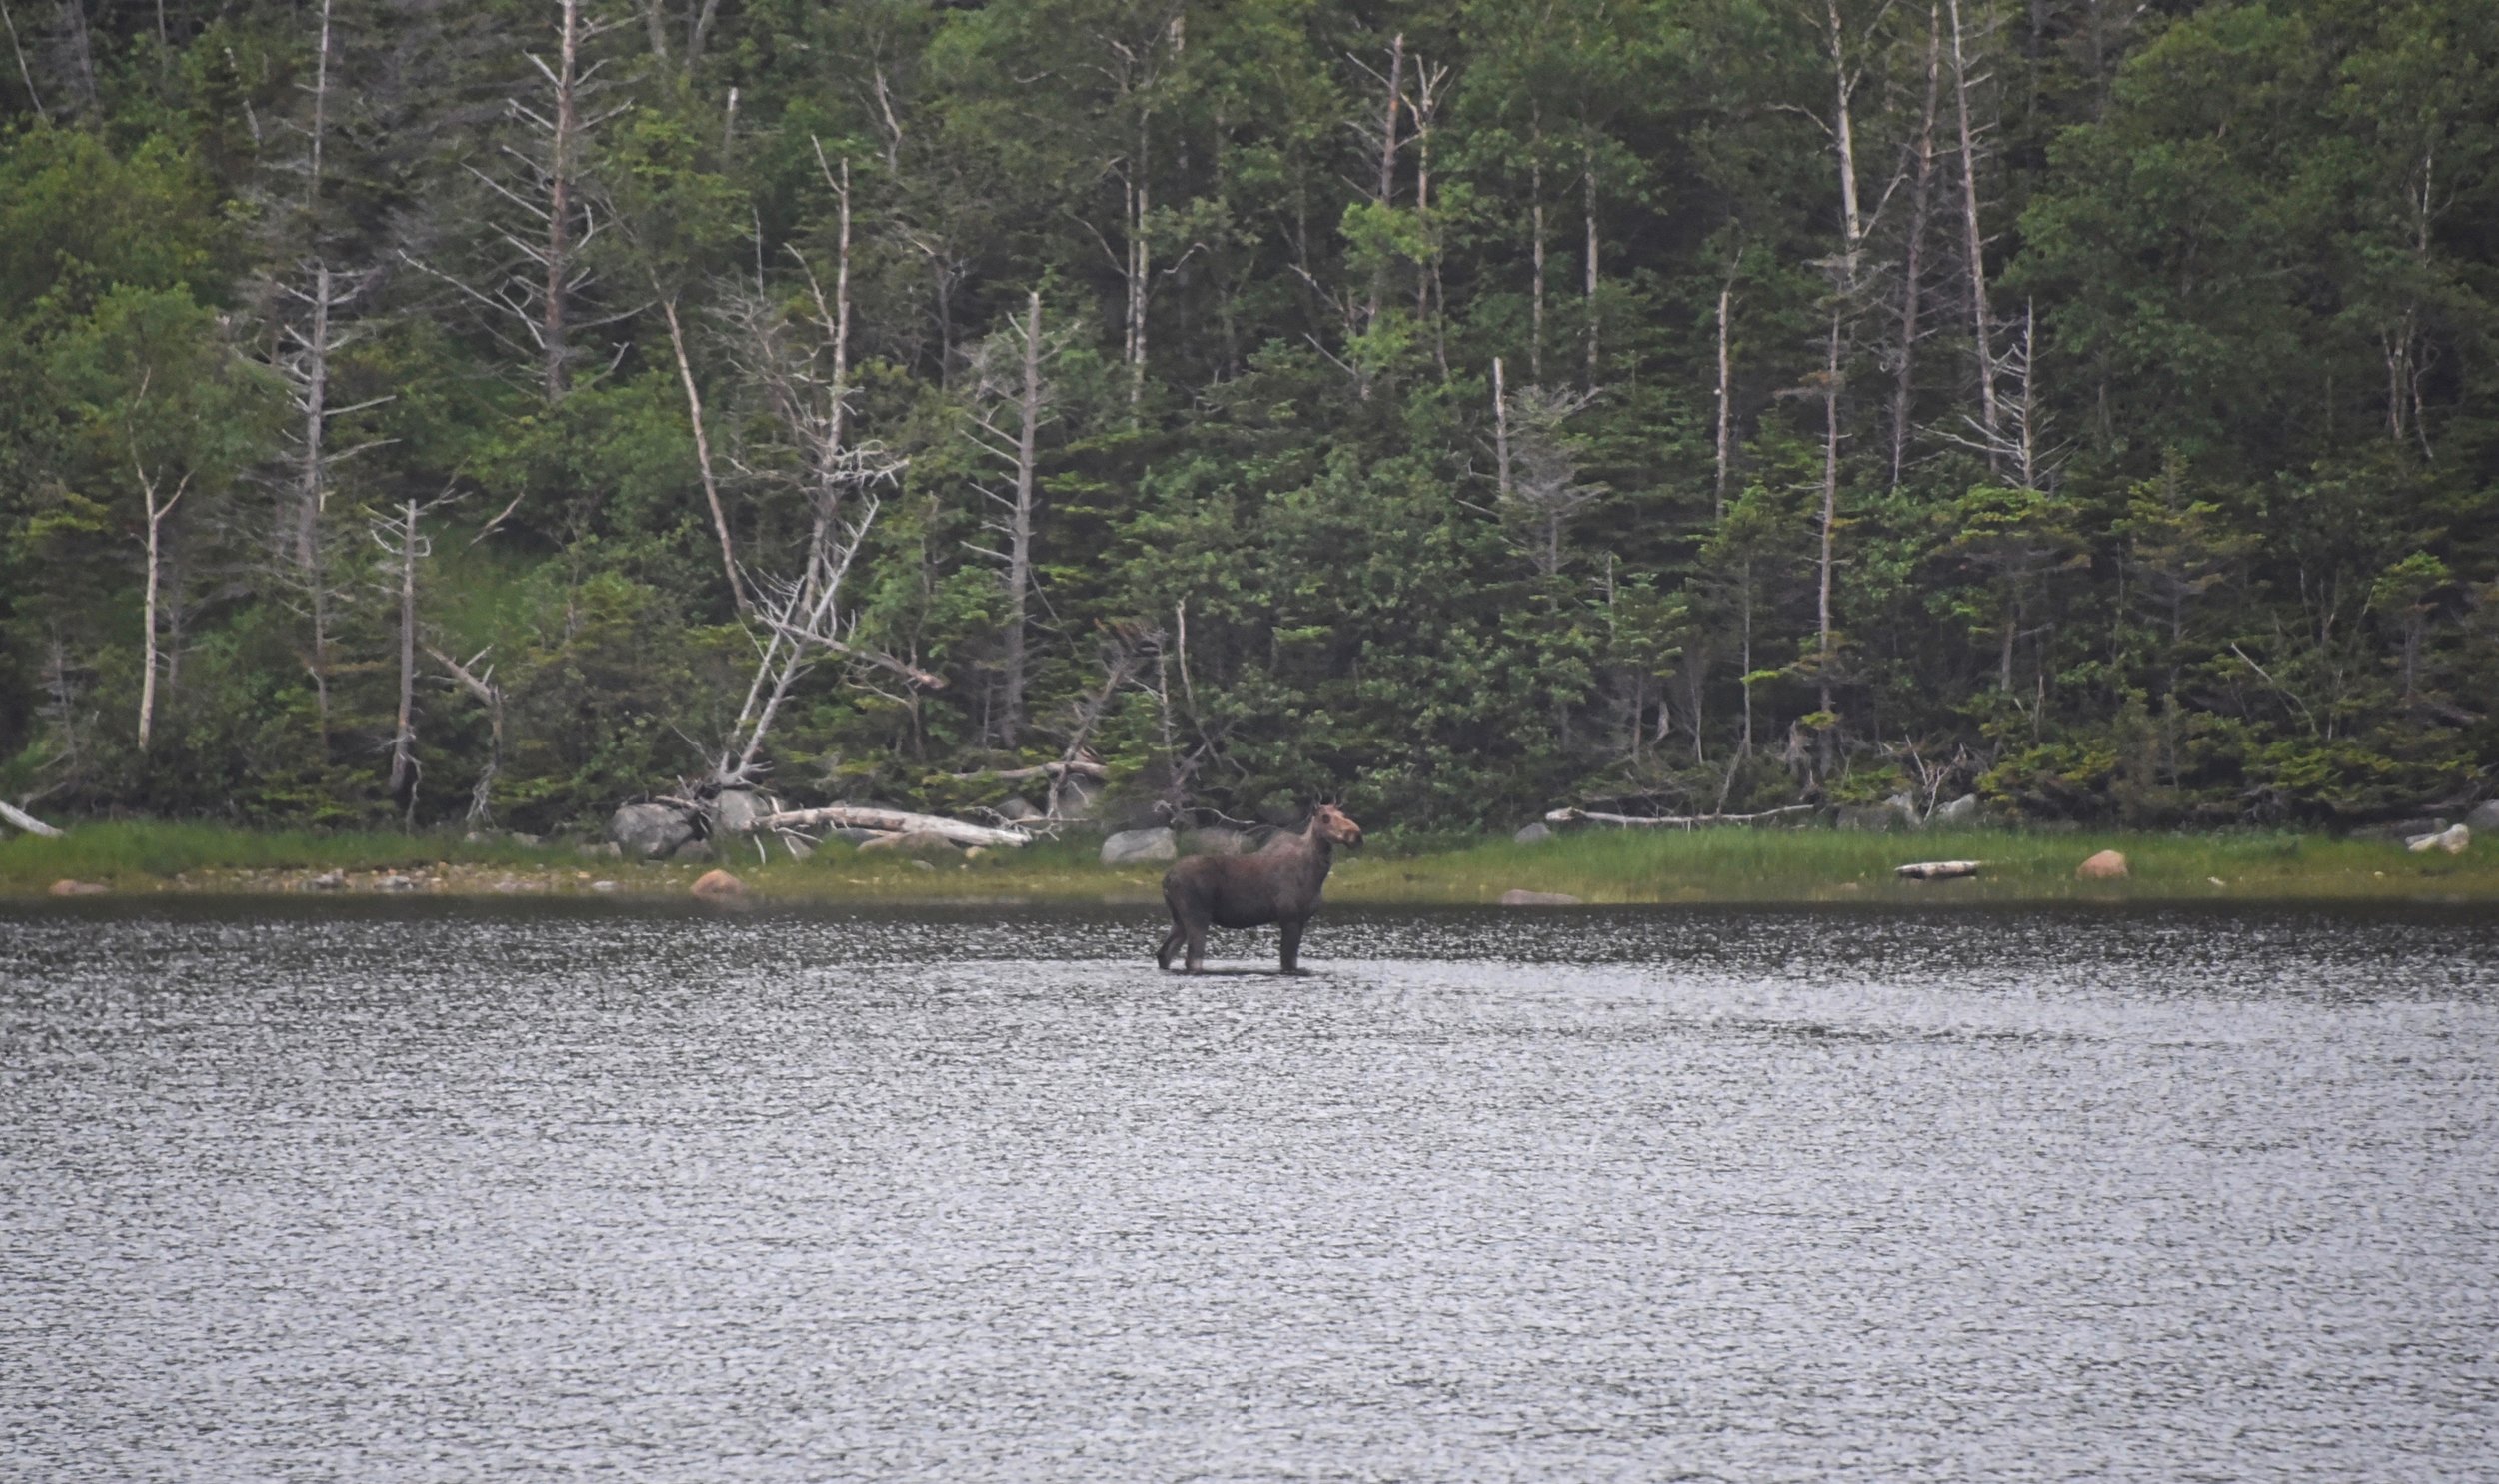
(1544, 804), (1819, 828)
(0, 800), (65, 837)
(752, 805), (1031, 849)
(1894, 859), (1983, 880)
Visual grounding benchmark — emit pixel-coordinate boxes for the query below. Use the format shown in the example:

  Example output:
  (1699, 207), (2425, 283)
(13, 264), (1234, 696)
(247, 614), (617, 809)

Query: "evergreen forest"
(2, 0), (2495, 833)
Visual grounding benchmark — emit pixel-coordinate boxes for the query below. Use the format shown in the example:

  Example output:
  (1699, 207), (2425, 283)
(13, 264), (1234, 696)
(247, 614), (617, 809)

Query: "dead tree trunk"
(1891, 4), (1942, 489)
(1713, 271), (1736, 516)
(386, 498), (422, 806)
(1528, 120), (1547, 384)
(1947, 0), (2000, 468)
(1582, 140), (1599, 390)
(1362, 32), (1404, 332)
(425, 644), (504, 823)
(1002, 289), (1043, 744)
(133, 453), (189, 753)
(965, 291), (1060, 749)
(660, 291), (747, 611)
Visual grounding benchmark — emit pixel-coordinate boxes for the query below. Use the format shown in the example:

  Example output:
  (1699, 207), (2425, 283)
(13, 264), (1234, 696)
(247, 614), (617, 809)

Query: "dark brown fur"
(1155, 804), (1363, 973)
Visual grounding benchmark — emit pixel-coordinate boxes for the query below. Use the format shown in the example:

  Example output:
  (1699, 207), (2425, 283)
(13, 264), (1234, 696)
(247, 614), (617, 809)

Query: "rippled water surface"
(5, 899), (2498, 1481)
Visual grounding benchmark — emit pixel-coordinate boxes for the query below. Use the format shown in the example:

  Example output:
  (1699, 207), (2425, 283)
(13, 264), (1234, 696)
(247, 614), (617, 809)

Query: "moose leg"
(1279, 917), (1305, 975)
(1156, 921), (1185, 971)
(1183, 920), (1208, 973)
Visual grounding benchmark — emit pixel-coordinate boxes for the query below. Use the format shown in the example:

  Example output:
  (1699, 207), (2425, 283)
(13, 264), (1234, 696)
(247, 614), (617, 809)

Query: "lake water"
(4, 899), (2497, 1481)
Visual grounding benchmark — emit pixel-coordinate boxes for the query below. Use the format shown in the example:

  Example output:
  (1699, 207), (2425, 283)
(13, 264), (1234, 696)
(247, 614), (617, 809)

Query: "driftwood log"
(1894, 859), (1983, 880)
(752, 805), (1032, 849)
(0, 801), (64, 837)
(1545, 804), (1819, 828)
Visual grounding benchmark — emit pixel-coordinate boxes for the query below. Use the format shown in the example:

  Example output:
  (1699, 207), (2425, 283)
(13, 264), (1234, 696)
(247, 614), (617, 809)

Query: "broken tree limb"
(752, 805), (1030, 849)
(1894, 859), (1983, 880)
(947, 759), (1108, 783)
(0, 800), (65, 837)
(1544, 804), (1819, 828)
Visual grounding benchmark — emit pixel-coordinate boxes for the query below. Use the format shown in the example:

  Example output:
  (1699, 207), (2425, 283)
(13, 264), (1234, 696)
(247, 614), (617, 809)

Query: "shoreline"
(4, 822), (2493, 906)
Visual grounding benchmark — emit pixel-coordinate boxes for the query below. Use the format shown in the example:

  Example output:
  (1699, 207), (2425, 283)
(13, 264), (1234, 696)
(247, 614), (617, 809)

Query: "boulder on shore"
(670, 838), (714, 863)
(1177, 827), (1251, 857)
(712, 789), (774, 836)
(1929, 793), (1981, 827)
(47, 878), (107, 896)
(610, 802), (698, 860)
(1500, 888), (1583, 905)
(690, 868), (747, 900)
(994, 797), (1041, 822)
(1836, 804), (1906, 832)
(1101, 827), (1178, 866)
(2407, 823), (2471, 855)
(1513, 822), (1554, 844)
(2465, 800), (2499, 834)
(2076, 849), (2129, 880)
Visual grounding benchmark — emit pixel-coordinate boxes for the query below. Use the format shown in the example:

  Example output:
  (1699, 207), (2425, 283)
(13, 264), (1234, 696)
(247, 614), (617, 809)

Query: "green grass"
(5, 819), (2494, 904)
(0, 820), (574, 889)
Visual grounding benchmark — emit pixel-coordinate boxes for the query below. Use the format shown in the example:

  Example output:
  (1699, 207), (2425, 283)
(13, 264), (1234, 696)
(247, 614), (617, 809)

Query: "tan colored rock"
(2076, 849), (2129, 880)
(2406, 823), (2470, 855)
(691, 868), (747, 899)
(1499, 889), (1583, 906)
(47, 878), (107, 896)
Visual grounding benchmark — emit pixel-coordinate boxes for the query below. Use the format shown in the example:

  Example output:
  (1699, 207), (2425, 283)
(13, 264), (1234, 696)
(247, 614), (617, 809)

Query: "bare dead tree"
(1356, 31), (1404, 332)
(659, 286), (747, 612)
(271, 264), (392, 741)
(1582, 140), (1601, 389)
(1713, 265), (1738, 516)
(403, 0), (629, 405)
(3, 0), (46, 119)
(1946, 0), (2001, 467)
(423, 643), (505, 822)
(370, 496), (447, 811)
(963, 290), (1073, 748)
(1407, 54), (1451, 377)
(1496, 379), (1605, 582)
(128, 382), (191, 753)
(1890, 3), (1943, 489)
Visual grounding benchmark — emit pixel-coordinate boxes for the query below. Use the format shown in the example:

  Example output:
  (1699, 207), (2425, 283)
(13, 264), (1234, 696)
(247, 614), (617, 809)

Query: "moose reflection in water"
(1156, 803), (1363, 974)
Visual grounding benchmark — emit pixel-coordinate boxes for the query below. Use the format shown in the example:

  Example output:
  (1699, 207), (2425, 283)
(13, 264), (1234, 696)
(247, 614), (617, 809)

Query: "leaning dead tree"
(424, 642), (506, 823)
(125, 373), (189, 753)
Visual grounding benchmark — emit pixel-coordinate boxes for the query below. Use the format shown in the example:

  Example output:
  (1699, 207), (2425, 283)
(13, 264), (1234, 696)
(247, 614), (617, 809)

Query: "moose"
(1155, 803), (1365, 974)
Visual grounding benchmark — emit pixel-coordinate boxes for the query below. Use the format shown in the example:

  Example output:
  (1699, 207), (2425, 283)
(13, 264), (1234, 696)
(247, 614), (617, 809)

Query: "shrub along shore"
(4, 822), (2494, 906)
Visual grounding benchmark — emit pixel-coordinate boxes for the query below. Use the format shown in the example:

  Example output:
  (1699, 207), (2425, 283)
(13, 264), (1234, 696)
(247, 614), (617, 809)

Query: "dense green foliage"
(2, 0), (2493, 831)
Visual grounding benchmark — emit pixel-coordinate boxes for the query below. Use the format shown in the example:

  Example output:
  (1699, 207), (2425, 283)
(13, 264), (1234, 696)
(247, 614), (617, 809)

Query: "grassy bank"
(5, 820), (2496, 905)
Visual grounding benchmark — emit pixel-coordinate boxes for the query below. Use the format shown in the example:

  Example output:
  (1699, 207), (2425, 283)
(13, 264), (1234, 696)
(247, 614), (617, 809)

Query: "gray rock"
(1100, 827), (1179, 866)
(1929, 793), (1981, 827)
(1500, 889), (1583, 906)
(995, 797), (1041, 822)
(374, 873), (418, 893)
(610, 802), (698, 861)
(1513, 822), (1554, 844)
(507, 831), (543, 847)
(1836, 805), (1904, 832)
(2467, 800), (2499, 834)
(589, 879), (622, 893)
(670, 838), (714, 863)
(1884, 793), (1925, 828)
(1177, 827), (1252, 857)
(782, 837), (815, 861)
(578, 840), (623, 858)
(712, 789), (774, 836)
(306, 870), (346, 891)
